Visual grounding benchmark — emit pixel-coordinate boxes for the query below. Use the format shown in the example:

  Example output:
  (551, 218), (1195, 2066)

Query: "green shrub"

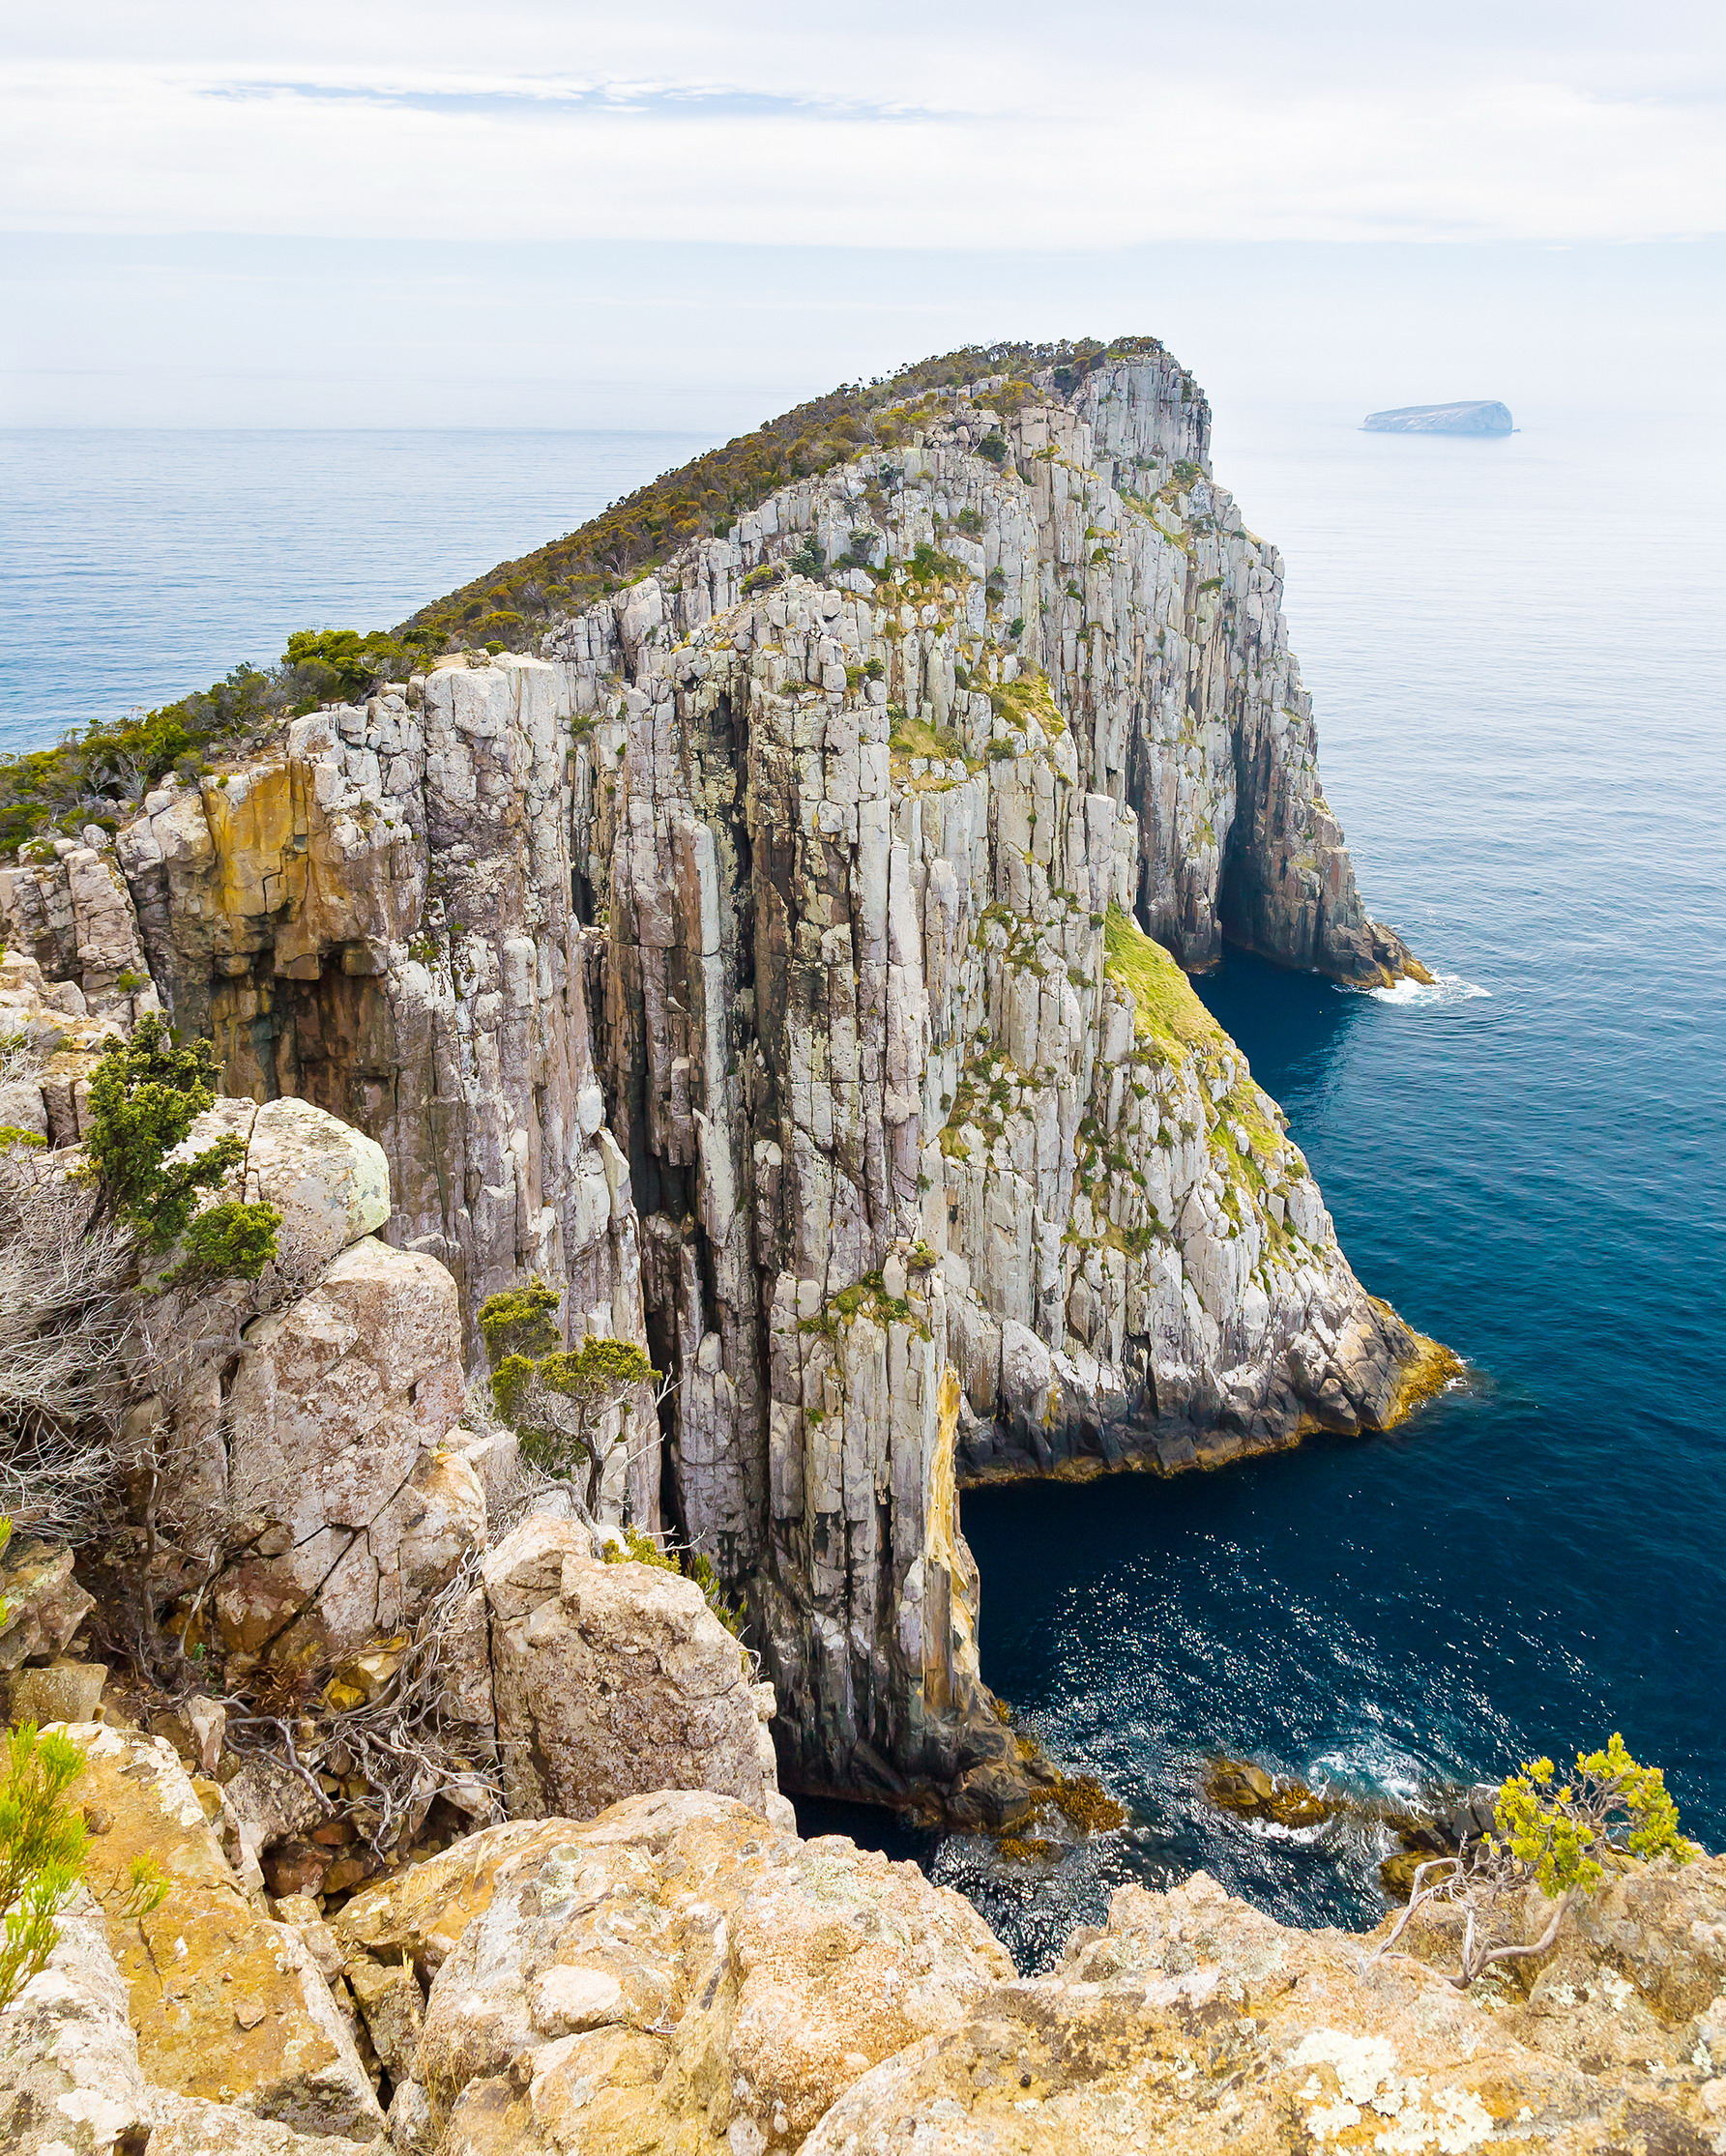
(978, 433), (1009, 465)
(0, 1721), (89, 2014)
(478, 1278), (562, 1363)
(167, 1200), (281, 1285)
(80, 1015), (281, 1267)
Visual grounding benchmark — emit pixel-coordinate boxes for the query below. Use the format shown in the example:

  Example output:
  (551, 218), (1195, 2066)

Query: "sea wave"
(1349, 973), (1490, 1007)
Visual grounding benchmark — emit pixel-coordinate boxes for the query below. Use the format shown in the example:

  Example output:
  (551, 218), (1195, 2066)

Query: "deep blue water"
(4, 410), (1722, 1970)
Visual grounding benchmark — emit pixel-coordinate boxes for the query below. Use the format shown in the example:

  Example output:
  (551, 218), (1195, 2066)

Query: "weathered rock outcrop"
(0, 343), (1446, 1816)
(68, 1724), (385, 2139)
(10, 1767), (1724, 2156)
(342, 1790), (1013, 2155)
(480, 1519), (788, 1828)
(802, 1865), (1722, 2155)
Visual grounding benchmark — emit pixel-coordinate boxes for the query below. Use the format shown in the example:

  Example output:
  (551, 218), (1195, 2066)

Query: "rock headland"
(0, 338), (1449, 1828)
(1362, 400), (1513, 435)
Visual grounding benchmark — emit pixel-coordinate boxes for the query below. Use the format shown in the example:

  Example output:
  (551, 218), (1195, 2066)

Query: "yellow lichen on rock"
(65, 1723), (383, 2141)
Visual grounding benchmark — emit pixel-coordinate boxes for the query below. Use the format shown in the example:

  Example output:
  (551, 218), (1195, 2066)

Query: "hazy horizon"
(3, 2), (1720, 431)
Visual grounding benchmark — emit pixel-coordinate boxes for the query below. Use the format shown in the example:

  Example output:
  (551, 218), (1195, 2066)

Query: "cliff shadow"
(1191, 945), (1366, 1109)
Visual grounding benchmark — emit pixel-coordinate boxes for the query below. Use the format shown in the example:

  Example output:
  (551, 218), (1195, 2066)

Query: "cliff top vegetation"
(0, 337), (1180, 856)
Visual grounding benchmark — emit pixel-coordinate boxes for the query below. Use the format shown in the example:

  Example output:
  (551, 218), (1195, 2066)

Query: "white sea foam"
(1347, 973), (1490, 1007)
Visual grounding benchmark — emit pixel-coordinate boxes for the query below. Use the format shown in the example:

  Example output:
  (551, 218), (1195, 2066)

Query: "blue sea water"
(3, 409), (1722, 1968)
(0, 428), (706, 753)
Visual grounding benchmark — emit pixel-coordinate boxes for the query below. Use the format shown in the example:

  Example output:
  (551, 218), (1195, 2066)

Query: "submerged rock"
(1362, 399), (1513, 434)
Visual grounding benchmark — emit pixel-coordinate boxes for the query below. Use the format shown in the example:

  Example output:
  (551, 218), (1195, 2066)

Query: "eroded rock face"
(212, 1237), (471, 1662)
(802, 1869), (1717, 2156)
(480, 1519), (786, 1825)
(66, 1724), (384, 2141)
(3, 347), (1441, 1811)
(0, 1536), (95, 1671)
(390, 1790), (1012, 2155)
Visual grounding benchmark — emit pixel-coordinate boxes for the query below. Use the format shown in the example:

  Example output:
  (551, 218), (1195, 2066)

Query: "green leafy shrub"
(478, 1277), (562, 1363)
(166, 1200), (280, 1285)
(0, 1721), (89, 2014)
(978, 433), (1009, 465)
(80, 1015), (281, 1267)
(1375, 1734), (1697, 1990)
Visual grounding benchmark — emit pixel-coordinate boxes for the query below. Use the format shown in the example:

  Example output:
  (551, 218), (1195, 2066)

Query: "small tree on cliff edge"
(479, 1279), (661, 1523)
(1373, 1734), (1696, 1988)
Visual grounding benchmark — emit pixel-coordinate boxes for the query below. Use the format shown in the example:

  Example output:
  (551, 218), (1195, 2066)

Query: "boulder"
(244, 1095), (392, 1279)
(0, 1900), (149, 2156)
(0, 1537), (95, 1672)
(403, 1789), (1012, 2153)
(333, 1820), (577, 1982)
(800, 1869), (1712, 2155)
(211, 1236), (471, 1660)
(7, 1659), (108, 1727)
(64, 1724), (384, 2141)
(481, 1517), (785, 1822)
(146, 2091), (387, 2152)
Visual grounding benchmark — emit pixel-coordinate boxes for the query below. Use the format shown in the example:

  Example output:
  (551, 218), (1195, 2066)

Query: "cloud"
(3, 1), (1724, 248)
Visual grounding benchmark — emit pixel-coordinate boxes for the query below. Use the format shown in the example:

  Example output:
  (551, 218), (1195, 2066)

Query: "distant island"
(1363, 400), (1513, 435)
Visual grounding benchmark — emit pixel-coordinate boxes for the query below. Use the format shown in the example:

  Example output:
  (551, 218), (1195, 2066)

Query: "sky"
(3, 1), (1722, 428)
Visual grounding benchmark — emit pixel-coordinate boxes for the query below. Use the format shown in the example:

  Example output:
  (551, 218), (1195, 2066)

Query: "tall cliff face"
(0, 346), (1439, 1820)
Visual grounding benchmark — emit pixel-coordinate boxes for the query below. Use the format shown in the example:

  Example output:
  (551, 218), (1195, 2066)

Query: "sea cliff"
(0, 340), (1443, 1822)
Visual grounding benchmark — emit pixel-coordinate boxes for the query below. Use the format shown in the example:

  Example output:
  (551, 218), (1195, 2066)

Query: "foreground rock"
(8, 1762), (1726, 2156)
(68, 1724), (384, 2140)
(1362, 399), (1513, 434)
(341, 1790), (1012, 2155)
(804, 1867), (1719, 2155)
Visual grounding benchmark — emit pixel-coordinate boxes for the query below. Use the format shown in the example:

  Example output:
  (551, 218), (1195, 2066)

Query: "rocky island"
(10, 340), (1705, 2156)
(1362, 400), (1514, 435)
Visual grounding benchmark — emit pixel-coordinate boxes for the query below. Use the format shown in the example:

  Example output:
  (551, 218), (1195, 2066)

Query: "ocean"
(4, 407), (1722, 1968)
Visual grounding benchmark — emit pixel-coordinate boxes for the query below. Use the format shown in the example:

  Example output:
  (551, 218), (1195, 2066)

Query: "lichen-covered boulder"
(65, 1724), (384, 2141)
(0, 1536), (95, 1672)
(401, 1790), (1012, 2154)
(801, 1870), (1714, 2156)
(211, 1236), (470, 1660)
(481, 1518), (782, 1822)
(0, 1900), (149, 2156)
(241, 1094), (392, 1278)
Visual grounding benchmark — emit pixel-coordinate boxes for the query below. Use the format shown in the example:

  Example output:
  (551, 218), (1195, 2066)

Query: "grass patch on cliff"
(1102, 907), (1224, 1053)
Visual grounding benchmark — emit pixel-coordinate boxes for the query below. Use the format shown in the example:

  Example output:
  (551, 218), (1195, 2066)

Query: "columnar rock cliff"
(0, 343), (1441, 1819)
